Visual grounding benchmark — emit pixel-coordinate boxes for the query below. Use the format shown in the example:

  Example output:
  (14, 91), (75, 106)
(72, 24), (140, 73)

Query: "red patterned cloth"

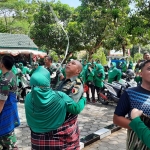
(31, 115), (80, 150)
(84, 84), (89, 93)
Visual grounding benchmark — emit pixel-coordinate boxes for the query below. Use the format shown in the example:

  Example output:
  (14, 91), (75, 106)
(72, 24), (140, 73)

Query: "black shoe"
(87, 98), (90, 102)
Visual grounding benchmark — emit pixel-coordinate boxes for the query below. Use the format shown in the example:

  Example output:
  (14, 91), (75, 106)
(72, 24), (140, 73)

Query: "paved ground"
(15, 101), (126, 149)
(82, 128), (126, 150)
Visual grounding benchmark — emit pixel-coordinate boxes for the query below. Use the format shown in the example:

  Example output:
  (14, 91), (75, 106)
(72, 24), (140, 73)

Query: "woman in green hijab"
(25, 66), (86, 149)
(84, 63), (95, 102)
(94, 64), (105, 102)
(108, 62), (122, 83)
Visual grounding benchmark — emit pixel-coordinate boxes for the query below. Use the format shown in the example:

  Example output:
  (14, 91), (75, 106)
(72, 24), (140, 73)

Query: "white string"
(48, 1), (69, 67)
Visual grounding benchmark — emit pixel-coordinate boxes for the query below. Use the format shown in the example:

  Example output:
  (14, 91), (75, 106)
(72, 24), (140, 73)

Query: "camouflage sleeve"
(0, 72), (17, 101)
(51, 64), (57, 72)
(0, 79), (9, 101)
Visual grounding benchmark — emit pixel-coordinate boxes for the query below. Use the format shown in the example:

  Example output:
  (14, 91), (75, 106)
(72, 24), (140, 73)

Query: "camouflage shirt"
(0, 71), (17, 101)
(55, 76), (83, 102)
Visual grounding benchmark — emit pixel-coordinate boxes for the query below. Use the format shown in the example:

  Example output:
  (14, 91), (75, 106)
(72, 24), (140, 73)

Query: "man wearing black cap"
(0, 55), (20, 149)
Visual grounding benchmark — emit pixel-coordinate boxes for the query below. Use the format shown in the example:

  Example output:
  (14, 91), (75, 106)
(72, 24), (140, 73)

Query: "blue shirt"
(114, 86), (150, 117)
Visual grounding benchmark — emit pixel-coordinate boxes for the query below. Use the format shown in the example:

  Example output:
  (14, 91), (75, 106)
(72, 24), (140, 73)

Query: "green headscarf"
(94, 64), (105, 88)
(84, 63), (94, 83)
(25, 66), (74, 133)
(108, 62), (121, 83)
(82, 59), (87, 67)
(18, 62), (30, 74)
(12, 65), (18, 75)
(86, 62), (92, 68)
(121, 61), (127, 72)
(19, 62), (24, 69)
(91, 62), (96, 69)
(96, 63), (104, 70)
(128, 61), (133, 69)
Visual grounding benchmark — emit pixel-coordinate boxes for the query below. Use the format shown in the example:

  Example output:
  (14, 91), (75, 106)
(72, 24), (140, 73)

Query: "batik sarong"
(31, 115), (80, 150)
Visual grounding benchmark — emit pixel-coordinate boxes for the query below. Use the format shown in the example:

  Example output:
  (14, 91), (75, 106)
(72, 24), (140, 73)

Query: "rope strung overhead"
(48, 0), (69, 66)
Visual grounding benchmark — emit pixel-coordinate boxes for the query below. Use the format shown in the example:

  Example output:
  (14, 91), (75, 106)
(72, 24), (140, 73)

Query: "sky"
(56, 0), (81, 8)
(55, 1), (136, 9)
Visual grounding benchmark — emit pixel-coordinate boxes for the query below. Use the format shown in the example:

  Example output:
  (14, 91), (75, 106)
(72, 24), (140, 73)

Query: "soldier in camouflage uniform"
(44, 56), (64, 89)
(0, 55), (20, 150)
(55, 60), (85, 149)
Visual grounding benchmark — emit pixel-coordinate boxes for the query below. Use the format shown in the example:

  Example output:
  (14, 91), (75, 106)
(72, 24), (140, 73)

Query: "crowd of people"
(0, 55), (86, 149)
(0, 51), (150, 149)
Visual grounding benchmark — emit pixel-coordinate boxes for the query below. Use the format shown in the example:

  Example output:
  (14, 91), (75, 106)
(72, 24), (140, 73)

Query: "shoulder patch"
(72, 87), (78, 94)
(71, 78), (82, 95)
(74, 85), (80, 88)
(76, 78), (81, 85)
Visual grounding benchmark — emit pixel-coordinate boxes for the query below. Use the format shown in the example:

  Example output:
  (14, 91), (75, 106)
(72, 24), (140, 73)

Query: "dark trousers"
(95, 86), (101, 100)
(86, 82), (95, 100)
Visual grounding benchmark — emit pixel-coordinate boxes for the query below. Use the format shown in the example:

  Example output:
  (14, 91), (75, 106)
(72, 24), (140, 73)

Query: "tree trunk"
(3, 11), (8, 31)
(88, 50), (93, 61)
(88, 41), (102, 61)
(122, 45), (126, 56)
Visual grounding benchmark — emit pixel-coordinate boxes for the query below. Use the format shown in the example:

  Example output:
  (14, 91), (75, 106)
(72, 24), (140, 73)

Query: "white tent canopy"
(0, 49), (47, 57)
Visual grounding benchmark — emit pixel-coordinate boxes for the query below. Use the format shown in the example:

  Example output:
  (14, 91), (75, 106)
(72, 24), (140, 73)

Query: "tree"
(50, 50), (59, 62)
(76, 0), (131, 59)
(0, 0), (39, 34)
(128, 1), (150, 48)
(30, 1), (84, 63)
(101, 51), (107, 65)
(92, 48), (107, 65)
(130, 45), (150, 57)
(133, 53), (143, 62)
(0, 19), (8, 32)
(100, 0), (134, 56)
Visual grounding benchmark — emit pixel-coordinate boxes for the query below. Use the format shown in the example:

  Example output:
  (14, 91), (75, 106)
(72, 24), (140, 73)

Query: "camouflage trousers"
(0, 131), (18, 150)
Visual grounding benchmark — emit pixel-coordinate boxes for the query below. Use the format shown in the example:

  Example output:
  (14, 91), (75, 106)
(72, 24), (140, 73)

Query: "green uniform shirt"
(80, 65), (87, 84)
(19, 63), (30, 75)
(108, 62), (121, 83)
(121, 62), (127, 73)
(94, 64), (105, 88)
(84, 63), (94, 83)
(21, 67), (30, 74)
(11, 65), (18, 75)
(128, 61), (133, 69)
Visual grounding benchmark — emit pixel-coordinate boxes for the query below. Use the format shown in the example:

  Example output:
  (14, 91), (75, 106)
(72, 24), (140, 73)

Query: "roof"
(0, 33), (38, 49)
(0, 49), (47, 57)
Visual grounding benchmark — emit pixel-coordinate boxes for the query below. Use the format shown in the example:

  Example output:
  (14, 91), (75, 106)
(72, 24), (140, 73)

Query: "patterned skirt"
(127, 114), (150, 150)
(31, 116), (80, 150)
